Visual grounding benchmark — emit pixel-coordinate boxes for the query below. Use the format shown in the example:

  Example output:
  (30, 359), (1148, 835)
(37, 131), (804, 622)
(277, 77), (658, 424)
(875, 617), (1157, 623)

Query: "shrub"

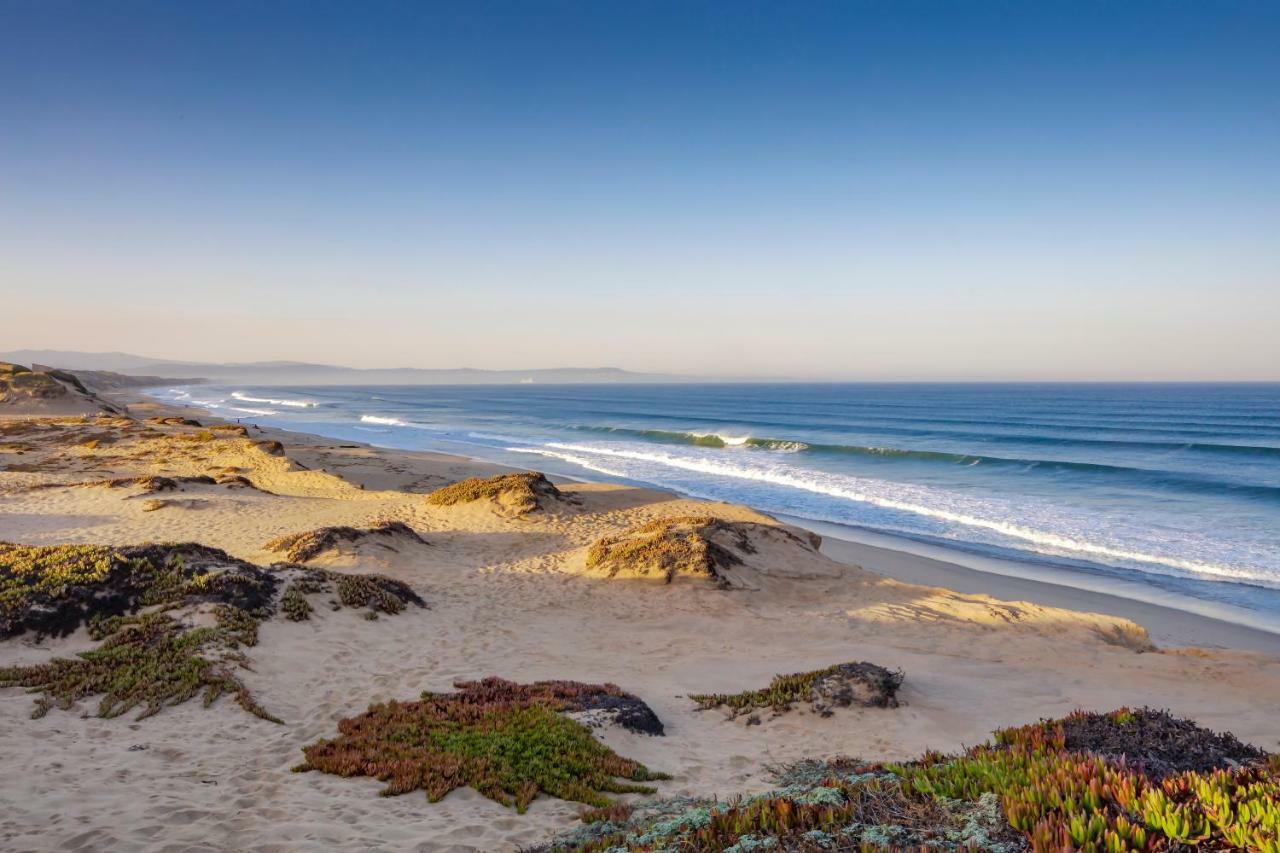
(294, 677), (667, 812)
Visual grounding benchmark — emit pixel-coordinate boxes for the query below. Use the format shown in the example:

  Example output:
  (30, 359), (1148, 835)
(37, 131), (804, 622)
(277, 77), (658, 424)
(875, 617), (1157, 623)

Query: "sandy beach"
(0, 381), (1276, 852)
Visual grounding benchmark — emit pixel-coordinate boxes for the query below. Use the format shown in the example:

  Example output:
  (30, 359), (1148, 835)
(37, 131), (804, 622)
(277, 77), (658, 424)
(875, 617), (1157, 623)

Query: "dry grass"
(1092, 622), (1158, 653)
(264, 521), (427, 562)
(585, 516), (752, 585)
(425, 471), (563, 517)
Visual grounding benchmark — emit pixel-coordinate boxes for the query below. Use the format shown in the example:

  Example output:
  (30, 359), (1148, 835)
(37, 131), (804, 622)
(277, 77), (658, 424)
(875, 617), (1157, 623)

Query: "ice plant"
(294, 677), (668, 812)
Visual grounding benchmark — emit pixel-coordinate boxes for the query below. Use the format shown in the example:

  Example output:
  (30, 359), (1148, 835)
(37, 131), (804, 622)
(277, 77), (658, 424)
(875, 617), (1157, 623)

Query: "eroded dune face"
(582, 515), (838, 589)
(0, 362), (118, 416)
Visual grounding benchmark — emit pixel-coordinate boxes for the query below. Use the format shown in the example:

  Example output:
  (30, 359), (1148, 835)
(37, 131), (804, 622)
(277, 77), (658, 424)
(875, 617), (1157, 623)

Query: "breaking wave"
(575, 426), (808, 451)
(511, 442), (1272, 587)
(232, 391), (317, 408)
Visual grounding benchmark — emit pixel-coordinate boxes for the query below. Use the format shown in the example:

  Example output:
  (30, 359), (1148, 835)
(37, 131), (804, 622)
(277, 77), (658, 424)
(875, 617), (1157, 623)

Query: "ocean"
(150, 382), (1280, 631)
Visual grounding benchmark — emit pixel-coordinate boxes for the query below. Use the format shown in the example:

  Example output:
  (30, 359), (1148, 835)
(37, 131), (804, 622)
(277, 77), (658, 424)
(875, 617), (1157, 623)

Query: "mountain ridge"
(0, 350), (703, 385)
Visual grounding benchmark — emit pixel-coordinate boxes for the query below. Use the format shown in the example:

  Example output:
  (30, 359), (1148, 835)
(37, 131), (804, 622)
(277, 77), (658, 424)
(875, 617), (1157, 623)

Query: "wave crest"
(578, 427), (808, 452)
(517, 442), (1270, 587)
(360, 415), (407, 426)
(232, 391), (317, 408)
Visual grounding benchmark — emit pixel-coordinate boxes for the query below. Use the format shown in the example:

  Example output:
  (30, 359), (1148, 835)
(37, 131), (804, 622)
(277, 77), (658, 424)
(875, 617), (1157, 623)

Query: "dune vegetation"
(536, 708), (1280, 852)
(295, 677), (668, 812)
(425, 471), (564, 516)
(689, 661), (905, 718)
(278, 566), (425, 621)
(585, 516), (751, 585)
(0, 611), (280, 722)
(265, 520), (428, 562)
(0, 540), (424, 721)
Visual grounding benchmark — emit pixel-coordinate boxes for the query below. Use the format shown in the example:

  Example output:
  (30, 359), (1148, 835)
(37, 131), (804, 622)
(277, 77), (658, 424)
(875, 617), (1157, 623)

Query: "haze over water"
(154, 382), (1280, 628)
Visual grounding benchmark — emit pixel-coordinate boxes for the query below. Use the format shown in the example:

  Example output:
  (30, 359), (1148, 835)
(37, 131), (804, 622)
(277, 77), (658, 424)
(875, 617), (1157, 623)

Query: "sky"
(2, 1), (1278, 380)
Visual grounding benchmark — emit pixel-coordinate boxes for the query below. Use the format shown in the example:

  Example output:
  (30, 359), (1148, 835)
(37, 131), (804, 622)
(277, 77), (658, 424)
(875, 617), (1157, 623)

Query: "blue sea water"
(151, 383), (1280, 628)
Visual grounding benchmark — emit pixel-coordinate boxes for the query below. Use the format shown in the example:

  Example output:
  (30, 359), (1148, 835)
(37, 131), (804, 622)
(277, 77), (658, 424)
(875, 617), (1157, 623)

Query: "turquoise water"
(152, 383), (1280, 626)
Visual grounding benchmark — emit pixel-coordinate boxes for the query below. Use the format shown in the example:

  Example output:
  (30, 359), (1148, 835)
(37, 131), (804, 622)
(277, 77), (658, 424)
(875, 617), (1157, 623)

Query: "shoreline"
(6, 382), (1280, 851)
(132, 388), (1280, 656)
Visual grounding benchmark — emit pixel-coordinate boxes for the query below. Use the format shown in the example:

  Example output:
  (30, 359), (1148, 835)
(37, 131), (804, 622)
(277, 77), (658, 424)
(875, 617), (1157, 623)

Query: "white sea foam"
(468, 431), (531, 444)
(228, 406), (278, 416)
(519, 442), (1270, 587)
(232, 391), (316, 408)
(359, 414), (439, 430)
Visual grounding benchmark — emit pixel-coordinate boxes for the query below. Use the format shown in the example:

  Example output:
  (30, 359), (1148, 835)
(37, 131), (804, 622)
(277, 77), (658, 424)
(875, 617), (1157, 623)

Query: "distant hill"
(0, 361), (125, 415)
(1, 350), (172, 372)
(0, 350), (695, 385)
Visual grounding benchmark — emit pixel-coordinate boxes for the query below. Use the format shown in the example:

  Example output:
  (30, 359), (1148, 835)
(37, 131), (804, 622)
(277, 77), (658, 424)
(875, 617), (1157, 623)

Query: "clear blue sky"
(2, 1), (1277, 379)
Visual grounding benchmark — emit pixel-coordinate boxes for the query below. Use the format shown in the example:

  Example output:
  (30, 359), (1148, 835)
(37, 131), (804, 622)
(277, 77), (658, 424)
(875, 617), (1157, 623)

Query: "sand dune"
(2, 396), (1279, 851)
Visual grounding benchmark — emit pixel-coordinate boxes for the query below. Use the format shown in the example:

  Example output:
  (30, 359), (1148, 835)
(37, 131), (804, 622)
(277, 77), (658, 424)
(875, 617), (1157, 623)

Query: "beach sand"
(3, 396), (1279, 852)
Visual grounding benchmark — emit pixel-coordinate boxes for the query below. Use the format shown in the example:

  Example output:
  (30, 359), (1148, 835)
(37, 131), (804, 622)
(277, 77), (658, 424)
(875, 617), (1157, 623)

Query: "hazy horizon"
(3, 1), (1278, 381)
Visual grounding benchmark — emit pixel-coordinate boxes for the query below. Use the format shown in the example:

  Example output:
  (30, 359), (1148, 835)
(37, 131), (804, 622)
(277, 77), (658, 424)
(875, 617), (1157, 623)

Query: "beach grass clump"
(294, 677), (668, 812)
(264, 520), (427, 563)
(0, 612), (280, 722)
(1092, 622), (1158, 653)
(585, 516), (749, 585)
(425, 471), (563, 517)
(689, 661), (903, 717)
